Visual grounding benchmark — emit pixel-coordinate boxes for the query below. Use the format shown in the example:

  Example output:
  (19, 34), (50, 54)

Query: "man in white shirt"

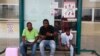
(59, 27), (74, 56)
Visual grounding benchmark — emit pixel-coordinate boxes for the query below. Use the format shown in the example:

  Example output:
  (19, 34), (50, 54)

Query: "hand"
(40, 35), (46, 39)
(54, 32), (57, 36)
(46, 32), (52, 36)
(59, 45), (62, 50)
(66, 45), (70, 49)
(30, 42), (34, 45)
(22, 36), (26, 43)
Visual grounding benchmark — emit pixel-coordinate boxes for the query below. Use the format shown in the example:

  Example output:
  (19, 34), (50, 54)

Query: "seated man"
(20, 22), (39, 56)
(59, 27), (74, 56)
(39, 19), (57, 56)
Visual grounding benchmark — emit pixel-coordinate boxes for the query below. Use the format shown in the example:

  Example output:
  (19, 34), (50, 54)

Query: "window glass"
(82, 9), (92, 21)
(0, 5), (19, 19)
(94, 9), (100, 22)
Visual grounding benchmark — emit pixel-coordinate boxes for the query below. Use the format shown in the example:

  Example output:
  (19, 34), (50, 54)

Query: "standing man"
(39, 19), (57, 56)
(20, 22), (39, 56)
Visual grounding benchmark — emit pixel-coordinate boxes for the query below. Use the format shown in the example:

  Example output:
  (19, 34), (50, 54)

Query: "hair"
(64, 26), (70, 32)
(43, 19), (49, 24)
(27, 22), (32, 26)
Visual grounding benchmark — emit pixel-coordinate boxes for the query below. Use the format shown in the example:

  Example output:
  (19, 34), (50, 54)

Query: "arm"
(59, 37), (62, 47)
(46, 26), (58, 37)
(33, 29), (40, 43)
(58, 33), (63, 49)
(22, 36), (26, 42)
(33, 36), (40, 44)
(39, 27), (46, 39)
(22, 29), (26, 43)
(69, 33), (74, 47)
(46, 32), (56, 37)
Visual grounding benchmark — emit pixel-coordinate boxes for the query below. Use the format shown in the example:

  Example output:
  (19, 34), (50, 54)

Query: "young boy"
(59, 27), (74, 56)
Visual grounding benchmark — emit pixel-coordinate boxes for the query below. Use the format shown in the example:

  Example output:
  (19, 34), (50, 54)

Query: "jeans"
(70, 45), (74, 56)
(62, 44), (74, 56)
(20, 41), (37, 56)
(39, 40), (56, 56)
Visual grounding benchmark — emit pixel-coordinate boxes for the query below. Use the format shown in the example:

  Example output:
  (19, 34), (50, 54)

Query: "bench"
(26, 31), (76, 56)
(26, 41), (76, 56)
(27, 32), (76, 55)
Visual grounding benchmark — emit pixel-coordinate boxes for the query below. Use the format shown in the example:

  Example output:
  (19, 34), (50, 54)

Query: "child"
(59, 27), (74, 56)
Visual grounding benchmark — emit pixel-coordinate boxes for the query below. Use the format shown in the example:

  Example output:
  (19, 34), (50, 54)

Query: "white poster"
(62, 2), (77, 18)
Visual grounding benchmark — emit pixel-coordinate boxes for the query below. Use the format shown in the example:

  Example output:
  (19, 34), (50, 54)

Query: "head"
(43, 19), (49, 28)
(27, 22), (32, 30)
(61, 17), (68, 27)
(64, 27), (70, 36)
(61, 17), (69, 32)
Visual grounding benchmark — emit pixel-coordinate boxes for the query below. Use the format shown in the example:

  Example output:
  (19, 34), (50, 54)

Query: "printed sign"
(62, 2), (77, 18)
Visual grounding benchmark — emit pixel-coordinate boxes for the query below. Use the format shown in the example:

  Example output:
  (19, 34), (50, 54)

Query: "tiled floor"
(0, 36), (99, 56)
(76, 52), (96, 56)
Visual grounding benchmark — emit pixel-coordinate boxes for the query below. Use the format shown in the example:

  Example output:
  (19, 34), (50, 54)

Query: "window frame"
(94, 8), (100, 22)
(82, 8), (100, 23)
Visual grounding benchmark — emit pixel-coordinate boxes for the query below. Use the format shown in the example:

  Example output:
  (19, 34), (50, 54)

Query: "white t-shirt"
(61, 32), (73, 46)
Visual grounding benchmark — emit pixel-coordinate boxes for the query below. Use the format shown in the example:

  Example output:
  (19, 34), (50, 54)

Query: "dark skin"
(39, 21), (57, 39)
(59, 30), (73, 49)
(22, 23), (39, 45)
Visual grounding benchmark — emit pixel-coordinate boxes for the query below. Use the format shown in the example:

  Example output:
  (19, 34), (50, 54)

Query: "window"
(0, 5), (2, 18)
(94, 9), (100, 22)
(68, 22), (77, 31)
(55, 0), (64, 8)
(0, 4), (19, 19)
(82, 8), (100, 22)
(82, 9), (92, 21)
(54, 9), (62, 19)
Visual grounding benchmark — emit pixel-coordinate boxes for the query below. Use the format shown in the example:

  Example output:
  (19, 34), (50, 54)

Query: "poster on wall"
(62, 2), (77, 18)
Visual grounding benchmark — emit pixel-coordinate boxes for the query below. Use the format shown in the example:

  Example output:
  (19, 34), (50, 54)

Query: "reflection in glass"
(68, 22), (77, 31)
(54, 9), (62, 19)
(82, 9), (92, 21)
(0, 5), (19, 19)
